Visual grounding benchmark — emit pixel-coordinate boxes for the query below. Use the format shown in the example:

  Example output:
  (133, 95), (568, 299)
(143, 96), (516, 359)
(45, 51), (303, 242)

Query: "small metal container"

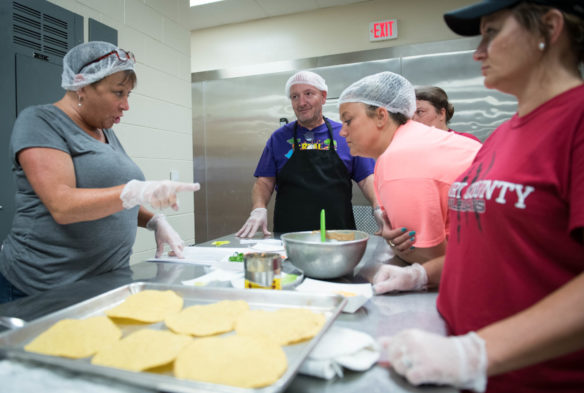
(244, 252), (282, 290)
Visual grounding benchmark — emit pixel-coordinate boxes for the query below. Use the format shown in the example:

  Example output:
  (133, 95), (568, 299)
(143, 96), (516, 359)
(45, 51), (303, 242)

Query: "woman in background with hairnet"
(0, 41), (199, 304)
(338, 71), (482, 273)
(373, 1), (584, 392)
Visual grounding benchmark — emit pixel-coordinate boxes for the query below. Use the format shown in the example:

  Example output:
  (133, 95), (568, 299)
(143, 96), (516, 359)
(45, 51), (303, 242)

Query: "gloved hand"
(236, 207), (271, 238)
(372, 263), (427, 294)
(378, 329), (487, 392)
(373, 206), (385, 235)
(120, 180), (200, 210)
(146, 214), (185, 258)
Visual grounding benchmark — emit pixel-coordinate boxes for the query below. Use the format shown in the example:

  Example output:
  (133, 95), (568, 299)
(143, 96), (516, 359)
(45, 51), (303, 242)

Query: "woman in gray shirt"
(0, 41), (199, 303)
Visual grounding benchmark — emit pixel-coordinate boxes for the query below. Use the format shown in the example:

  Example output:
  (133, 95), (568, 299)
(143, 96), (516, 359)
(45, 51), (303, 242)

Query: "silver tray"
(0, 282), (346, 393)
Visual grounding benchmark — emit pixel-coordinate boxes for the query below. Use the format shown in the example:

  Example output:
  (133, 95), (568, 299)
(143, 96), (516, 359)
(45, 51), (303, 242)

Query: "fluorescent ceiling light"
(190, 0), (224, 6)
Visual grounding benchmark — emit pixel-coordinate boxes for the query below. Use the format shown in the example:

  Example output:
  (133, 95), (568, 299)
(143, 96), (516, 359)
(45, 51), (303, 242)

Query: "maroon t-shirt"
(438, 84), (584, 392)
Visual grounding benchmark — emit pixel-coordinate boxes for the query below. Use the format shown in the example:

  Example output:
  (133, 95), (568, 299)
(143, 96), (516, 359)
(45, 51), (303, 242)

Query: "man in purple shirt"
(237, 71), (379, 237)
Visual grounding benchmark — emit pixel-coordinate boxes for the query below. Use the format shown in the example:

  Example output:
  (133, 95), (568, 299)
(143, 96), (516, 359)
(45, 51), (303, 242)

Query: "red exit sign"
(369, 19), (398, 42)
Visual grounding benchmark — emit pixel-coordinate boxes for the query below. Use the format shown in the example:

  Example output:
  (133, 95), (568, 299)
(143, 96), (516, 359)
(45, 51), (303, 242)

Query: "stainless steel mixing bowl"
(281, 230), (369, 279)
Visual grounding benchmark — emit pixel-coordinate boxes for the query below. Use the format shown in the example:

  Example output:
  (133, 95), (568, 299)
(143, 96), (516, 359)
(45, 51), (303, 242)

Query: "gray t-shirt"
(0, 104), (145, 294)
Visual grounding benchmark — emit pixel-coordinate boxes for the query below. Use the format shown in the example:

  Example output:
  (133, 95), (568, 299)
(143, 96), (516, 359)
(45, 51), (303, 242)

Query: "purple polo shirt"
(254, 119), (375, 182)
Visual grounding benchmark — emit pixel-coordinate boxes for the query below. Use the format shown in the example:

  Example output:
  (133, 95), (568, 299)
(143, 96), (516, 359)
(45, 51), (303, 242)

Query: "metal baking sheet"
(0, 282), (347, 393)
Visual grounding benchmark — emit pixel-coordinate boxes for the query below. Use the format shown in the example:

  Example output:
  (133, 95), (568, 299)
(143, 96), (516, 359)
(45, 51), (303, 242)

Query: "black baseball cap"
(444, 0), (584, 36)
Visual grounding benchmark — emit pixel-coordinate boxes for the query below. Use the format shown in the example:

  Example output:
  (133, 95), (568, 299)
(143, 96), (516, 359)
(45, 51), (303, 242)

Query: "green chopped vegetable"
(228, 252), (244, 262)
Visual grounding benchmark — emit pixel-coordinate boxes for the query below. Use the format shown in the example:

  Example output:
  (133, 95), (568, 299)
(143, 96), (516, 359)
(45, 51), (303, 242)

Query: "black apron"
(273, 117), (355, 233)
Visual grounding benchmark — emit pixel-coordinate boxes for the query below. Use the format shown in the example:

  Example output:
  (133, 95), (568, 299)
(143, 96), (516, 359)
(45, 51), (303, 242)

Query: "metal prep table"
(0, 233), (456, 393)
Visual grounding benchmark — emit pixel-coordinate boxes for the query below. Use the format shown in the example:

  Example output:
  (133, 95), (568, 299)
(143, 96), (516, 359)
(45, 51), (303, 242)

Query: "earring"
(77, 95), (82, 107)
(538, 41), (545, 51)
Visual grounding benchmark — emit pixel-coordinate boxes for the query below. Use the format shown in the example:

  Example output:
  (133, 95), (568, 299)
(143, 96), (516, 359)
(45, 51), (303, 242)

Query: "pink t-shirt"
(374, 121), (481, 247)
(438, 84), (584, 392)
(448, 128), (482, 143)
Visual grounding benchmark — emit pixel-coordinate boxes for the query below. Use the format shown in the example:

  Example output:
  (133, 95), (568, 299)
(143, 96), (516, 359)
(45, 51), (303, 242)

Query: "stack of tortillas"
(24, 289), (326, 389)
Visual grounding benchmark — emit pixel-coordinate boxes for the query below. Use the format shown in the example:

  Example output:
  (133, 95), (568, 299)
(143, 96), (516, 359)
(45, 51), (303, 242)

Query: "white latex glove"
(236, 207), (271, 238)
(120, 180), (200, 210)
(373, 206), (385, 235)
(372, 263), (427, 294)
(146, 214), (185, 258)
(378, 329), (487, 392)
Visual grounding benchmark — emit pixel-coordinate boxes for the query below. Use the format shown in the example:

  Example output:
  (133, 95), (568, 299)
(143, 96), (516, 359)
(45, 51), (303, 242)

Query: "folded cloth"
(298, 326), (379, 379)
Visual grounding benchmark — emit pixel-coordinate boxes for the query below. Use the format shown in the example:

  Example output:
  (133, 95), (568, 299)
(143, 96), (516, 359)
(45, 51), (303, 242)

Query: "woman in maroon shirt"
(373, 1), (584, 392)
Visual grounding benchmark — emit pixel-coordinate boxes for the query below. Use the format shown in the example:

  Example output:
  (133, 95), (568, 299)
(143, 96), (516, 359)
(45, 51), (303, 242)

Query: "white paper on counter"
(147, 247), (249, 271)
(182, 269), (244, 286)
(249, 239), (285, 252)
(295, 278), (373, 313)
(234, 239), (285, 253)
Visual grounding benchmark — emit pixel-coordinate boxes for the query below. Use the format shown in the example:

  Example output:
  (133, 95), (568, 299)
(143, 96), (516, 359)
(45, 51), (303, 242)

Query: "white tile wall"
(139, 35), (180, 75)
(47, 0), (194, 265)
(135, 64), (191, 105)
(116, 123), (193, 159)
(145, 0), (179, 23)
(163, 18), (191, 53)
(117, 26), (145, 57)
(124, 95), (191, 134)
(176, 51), (191, 80)
(76, 0), (124, 23)
(124, 0), (164, 40)
(133, 158), (194, 183)
(176, 0), (190, 29)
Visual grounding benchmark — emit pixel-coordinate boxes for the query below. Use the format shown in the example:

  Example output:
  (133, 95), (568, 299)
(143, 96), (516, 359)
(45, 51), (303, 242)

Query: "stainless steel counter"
(0, 234), (456, 393)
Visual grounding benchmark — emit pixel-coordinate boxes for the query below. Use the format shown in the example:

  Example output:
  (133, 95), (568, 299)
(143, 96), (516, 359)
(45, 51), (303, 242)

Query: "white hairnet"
(285, 71), (328, 97)
(61, 41), (136, 91)
(338, 72), (416, 118)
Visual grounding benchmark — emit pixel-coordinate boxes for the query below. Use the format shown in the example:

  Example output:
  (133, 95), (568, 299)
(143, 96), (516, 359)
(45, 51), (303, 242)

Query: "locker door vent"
(12, 1), (70, 58)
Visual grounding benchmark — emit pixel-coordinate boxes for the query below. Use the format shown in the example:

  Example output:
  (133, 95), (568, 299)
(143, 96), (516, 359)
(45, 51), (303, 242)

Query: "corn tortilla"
(235, 308), (325, 345)
(106, 290), (183, 323)
(165, 299), (249, 336)
(91, 329), (191, 371)
(174, 335), (287, 388)
(25, 316), (121, 358)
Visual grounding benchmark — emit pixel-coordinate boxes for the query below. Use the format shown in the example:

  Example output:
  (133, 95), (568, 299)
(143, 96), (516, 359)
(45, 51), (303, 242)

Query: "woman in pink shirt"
(338, 72), (481, 266)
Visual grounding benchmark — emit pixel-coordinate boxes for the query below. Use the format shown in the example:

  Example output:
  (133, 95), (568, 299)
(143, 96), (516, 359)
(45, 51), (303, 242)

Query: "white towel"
(299, 326), (380, 379)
